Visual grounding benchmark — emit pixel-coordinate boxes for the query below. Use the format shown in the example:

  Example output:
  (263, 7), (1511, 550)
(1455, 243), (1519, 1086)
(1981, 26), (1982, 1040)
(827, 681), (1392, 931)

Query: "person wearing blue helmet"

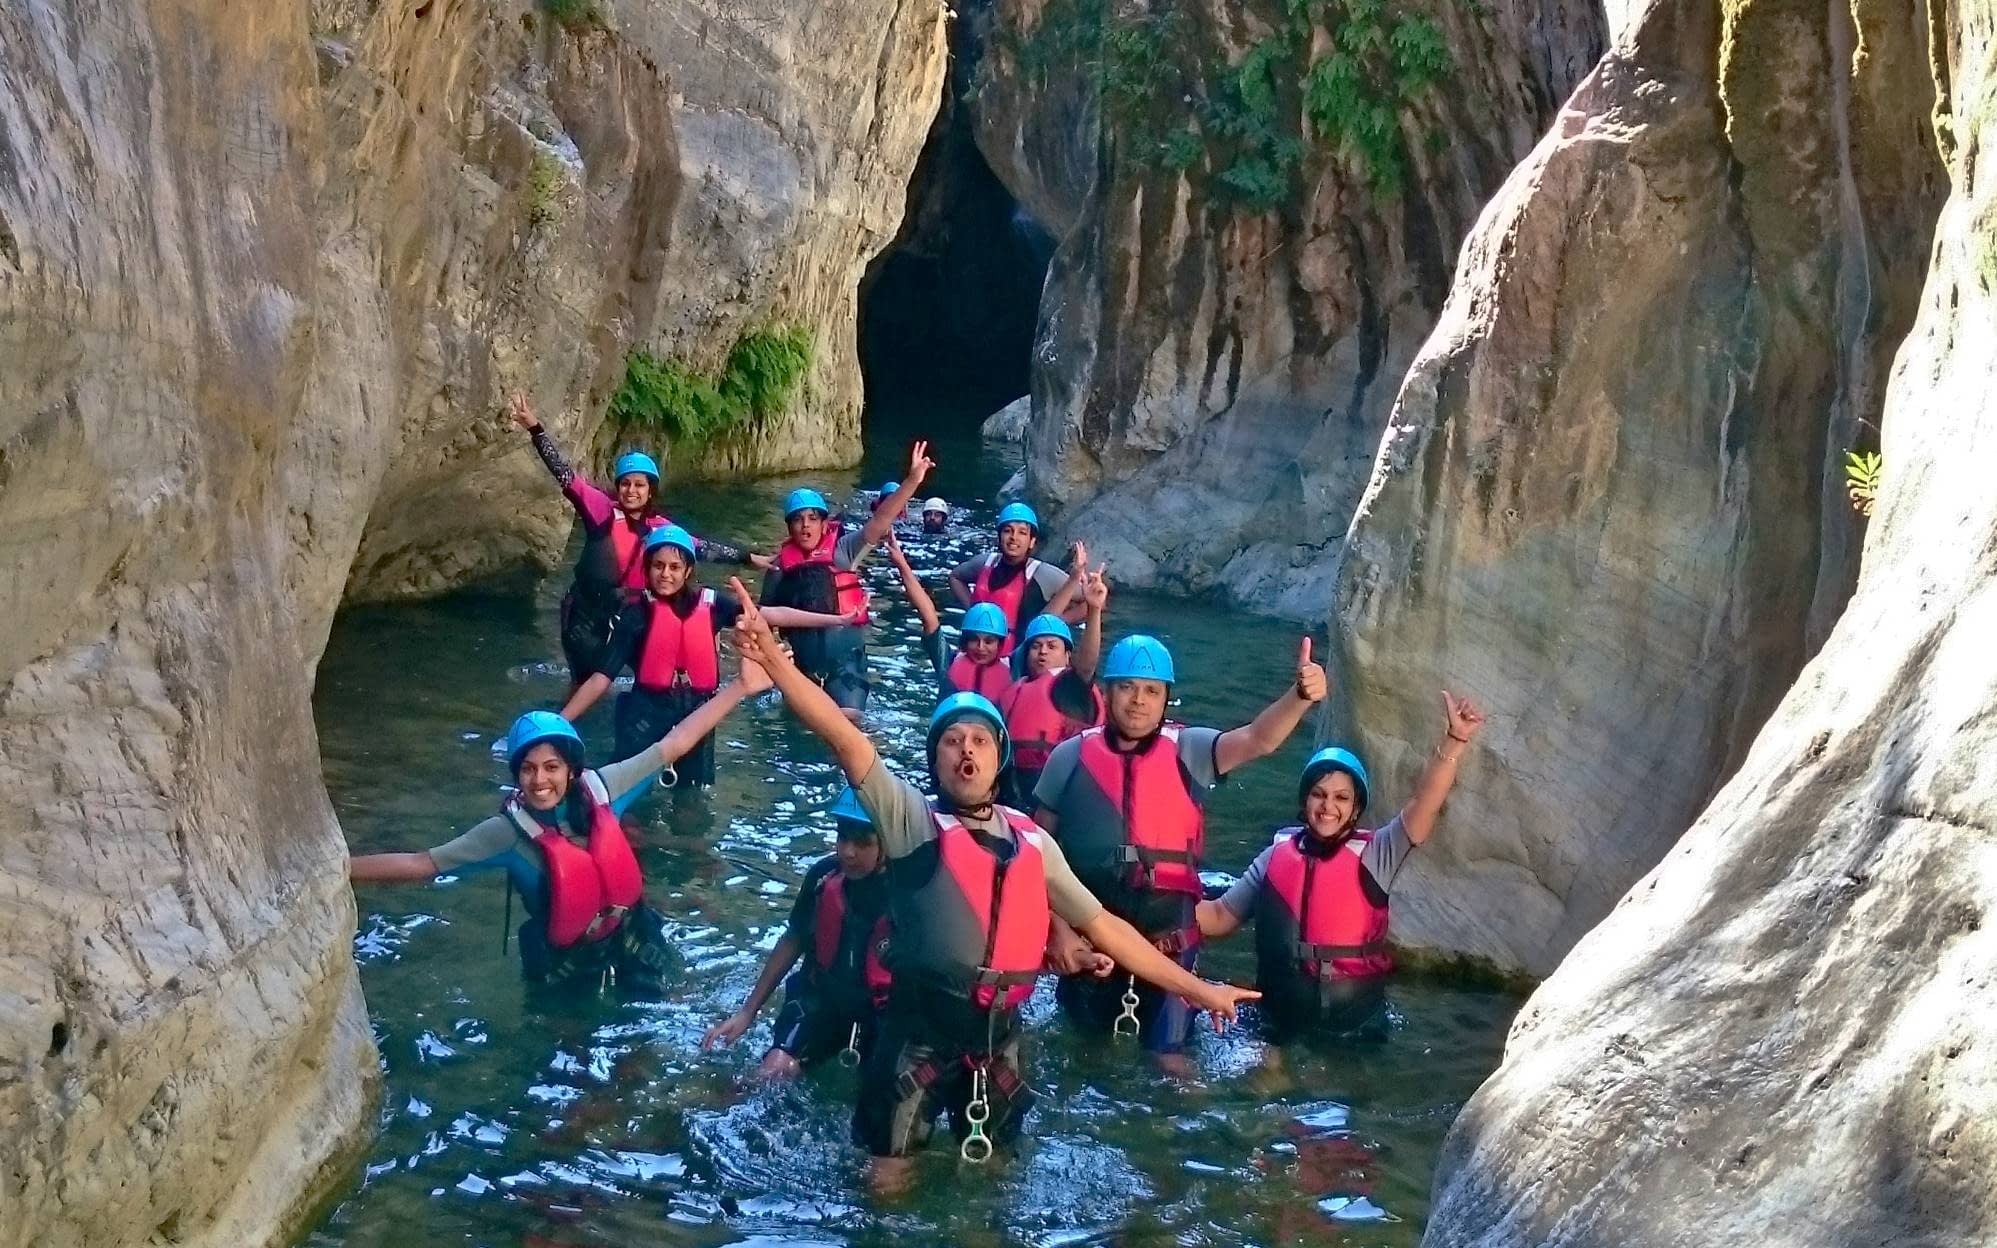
(509, 393), (752, 690)
(1031, 633), (1328, 1073)
(751, 442), (936, 719)
(556, 525), (855, 785)
(948, 502), (1085, 657)
(998, 568), (1110, 802)
(869, 480), (904, 516)
(1197, 692), (1488, 1042)
(347, 660), (774, 989)
(724, 582), (1257, 1188)
(701, 787), (891, 1079)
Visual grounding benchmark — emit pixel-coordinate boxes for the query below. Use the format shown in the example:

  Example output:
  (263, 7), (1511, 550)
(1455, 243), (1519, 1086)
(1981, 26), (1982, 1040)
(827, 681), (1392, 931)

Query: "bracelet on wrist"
(1447, 731), (1471, 743)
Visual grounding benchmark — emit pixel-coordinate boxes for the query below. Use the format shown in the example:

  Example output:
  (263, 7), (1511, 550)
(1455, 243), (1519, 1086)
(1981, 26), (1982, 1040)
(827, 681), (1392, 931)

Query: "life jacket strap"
(580, 904), (633, 945)
(1296, 939), (1388, 965)
(1150, 926), (1202, 956)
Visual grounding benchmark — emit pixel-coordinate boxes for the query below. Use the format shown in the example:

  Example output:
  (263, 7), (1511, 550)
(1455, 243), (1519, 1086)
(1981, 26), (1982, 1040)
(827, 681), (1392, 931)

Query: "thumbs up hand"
(1294, 636), (1328, 703)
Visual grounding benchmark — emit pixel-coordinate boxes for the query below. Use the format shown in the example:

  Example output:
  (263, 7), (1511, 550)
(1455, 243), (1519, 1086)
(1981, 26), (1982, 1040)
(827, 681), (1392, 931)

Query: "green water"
(305, 425), (1517, 1248)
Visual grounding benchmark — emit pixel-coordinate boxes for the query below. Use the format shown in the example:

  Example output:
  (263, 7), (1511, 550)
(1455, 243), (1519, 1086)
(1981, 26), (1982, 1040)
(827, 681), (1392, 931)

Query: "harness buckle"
(959, 1064), (994, 1164)
(837, 1022), (863, 1069)
(1112, 974), (1142, 1038)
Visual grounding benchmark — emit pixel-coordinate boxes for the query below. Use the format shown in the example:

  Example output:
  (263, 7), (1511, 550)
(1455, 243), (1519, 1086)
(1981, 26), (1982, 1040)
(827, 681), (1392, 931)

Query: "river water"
(305, 424), (1518, 1248)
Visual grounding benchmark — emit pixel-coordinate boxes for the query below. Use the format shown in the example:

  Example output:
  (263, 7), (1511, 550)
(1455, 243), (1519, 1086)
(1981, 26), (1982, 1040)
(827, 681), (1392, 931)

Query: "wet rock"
(1417, 0), (1996, 1243)
(618, 0), (948, 480)
(973, 0), (1606, 615)
(982, 395), (1033, 441)
(0, 1), (943, 1245)
(1334, 0), (1945, 977)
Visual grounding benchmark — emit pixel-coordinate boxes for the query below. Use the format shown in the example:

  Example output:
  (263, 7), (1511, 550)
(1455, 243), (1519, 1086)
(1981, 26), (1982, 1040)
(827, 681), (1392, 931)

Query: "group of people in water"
(348, 396), (1488, 1187)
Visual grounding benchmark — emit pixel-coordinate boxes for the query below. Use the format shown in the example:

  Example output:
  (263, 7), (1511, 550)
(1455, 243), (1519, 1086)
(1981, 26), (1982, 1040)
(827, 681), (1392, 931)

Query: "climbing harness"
(838, 1022), (863, 1069)
(1113, 974), (1142, 1038)
(960, 1064), (994, 1163)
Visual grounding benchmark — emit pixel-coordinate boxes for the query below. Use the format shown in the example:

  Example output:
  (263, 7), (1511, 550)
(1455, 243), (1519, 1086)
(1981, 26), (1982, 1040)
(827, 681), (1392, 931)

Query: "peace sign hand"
(906, 440), (935, 485)
(507, 392), (537, 431)
(1082, 564), (1110, 610)
(1294, 637), (1329, 703)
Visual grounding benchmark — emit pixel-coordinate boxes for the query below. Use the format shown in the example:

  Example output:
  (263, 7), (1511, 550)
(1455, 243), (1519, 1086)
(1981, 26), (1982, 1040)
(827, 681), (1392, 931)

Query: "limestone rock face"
(973, 0), (1605, 616)
(1333, 0), (1945, 978)
(0, 1), (943, 1245)
(1421, 5), (1997, 1232)
(617, 0), (948, 479)
(340, 0), (947, 599)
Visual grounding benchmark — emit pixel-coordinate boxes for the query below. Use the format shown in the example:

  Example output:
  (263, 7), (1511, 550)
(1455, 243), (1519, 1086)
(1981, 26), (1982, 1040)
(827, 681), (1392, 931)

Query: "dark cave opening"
(858, 16), (1053, 434)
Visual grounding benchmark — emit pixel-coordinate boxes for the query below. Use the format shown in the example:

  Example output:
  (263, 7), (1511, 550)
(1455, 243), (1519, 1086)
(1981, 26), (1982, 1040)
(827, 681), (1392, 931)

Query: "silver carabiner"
(1112, 975), (1141, 1038)
(837, 1022), (863, 1068)
(960, 1066), (993, 1164)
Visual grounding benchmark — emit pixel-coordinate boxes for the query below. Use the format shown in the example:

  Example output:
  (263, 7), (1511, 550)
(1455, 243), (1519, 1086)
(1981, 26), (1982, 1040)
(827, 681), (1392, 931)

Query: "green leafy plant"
(525, 151), (567, 228)
(541, 0), (601, 32)
(608, 326), (814, 449)
(1844, 450), (1883, 517)
(1002, 0), (1457, 209)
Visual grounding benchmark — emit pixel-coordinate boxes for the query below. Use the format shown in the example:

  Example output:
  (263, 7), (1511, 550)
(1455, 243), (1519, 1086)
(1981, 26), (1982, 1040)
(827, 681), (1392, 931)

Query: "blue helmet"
(927, 691), (1011, 770)
(613, 451), (660, 484)
(1300, 746), (1370, 813)
(505, 711), (584, 772)
(879, 480), (901, 497)
(784, 487), (830, 518)
(829, 786), (876, 838)
(1021, 614), (1074, 649)
(961, 602), (1010, 639)
(1101, 634), (1176, 685)
(642, 524), (697, 563)
(995, 502), (1039, 532)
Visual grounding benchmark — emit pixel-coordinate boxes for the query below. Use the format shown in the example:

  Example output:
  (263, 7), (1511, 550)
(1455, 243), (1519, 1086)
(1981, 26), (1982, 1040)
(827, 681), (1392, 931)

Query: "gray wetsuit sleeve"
(1219, 846), (1276, 918)
(597, 752), (667, 802)
(1036, 831), (1104, 927)
(1031, 560), (1069, 600)
(855, 760), (937, 860)
(1362, 815), (1415, 889)
(428, 815), (522, 873)
(835, 530), (871, 571)
(1177, 726), (1225, 789)
(952, 554), (984, 583)
(1031, 735), (1084, 811)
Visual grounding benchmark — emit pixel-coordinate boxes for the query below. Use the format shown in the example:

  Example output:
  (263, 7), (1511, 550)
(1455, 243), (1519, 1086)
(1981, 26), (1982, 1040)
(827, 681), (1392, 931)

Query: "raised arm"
(1042, 541), (1088, 621)
(1400, 691), (1487, 845)
(728, 578), (880, 780)
(857, 441), (934, 549)
(1072, 566), (1108, 681)
(349, 851), (440, 883)
(511, 392), (613, 523)
(558, 672), (614, 722)
(1214, 637), (1329, 777)
(885, 533), (941, 635)
(653, 664), (772, 768)
(701, 932), (805, 1049)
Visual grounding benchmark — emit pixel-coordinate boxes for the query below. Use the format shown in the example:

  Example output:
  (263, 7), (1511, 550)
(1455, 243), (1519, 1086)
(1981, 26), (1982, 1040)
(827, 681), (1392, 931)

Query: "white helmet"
(922, 497), (949, 515)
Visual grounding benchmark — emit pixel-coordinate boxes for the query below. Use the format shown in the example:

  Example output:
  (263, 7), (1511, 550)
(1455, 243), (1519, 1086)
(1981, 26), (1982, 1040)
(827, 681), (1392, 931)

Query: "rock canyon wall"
(1421, 0), (1995, 1231)
(973, 0), (1606, 616)
(0, 1), (941, 1245)
(1334, 0), (1944, 981)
